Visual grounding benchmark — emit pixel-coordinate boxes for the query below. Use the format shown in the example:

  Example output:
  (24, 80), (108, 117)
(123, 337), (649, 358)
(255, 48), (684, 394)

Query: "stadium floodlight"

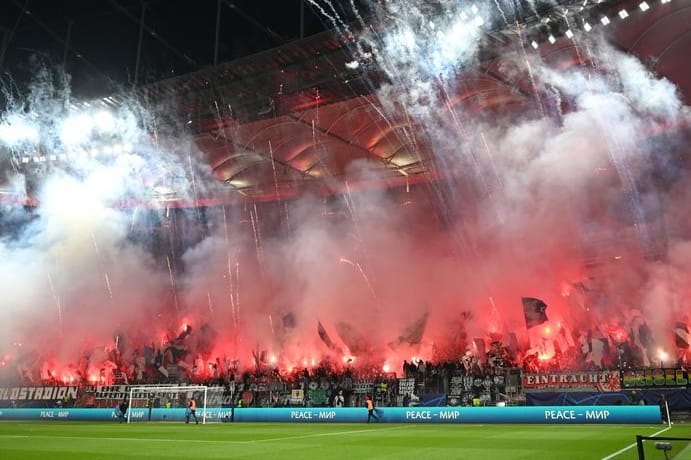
(639, 1), (650, 11)
(618, 9), (629, 19)
(531, 40), (539, 49)
(600, 16), (610, 25)
(126, 385), (209, 424)
(548, 34), (556, 44)
(583, 22), (592, 32)
(565, 29), (574, 39)
(661, 0), (670, 3)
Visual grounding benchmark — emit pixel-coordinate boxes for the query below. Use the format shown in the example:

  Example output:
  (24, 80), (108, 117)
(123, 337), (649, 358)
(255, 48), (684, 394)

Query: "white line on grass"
(0, 425), (415, 445)
(601, 426), (671, 460)
(3, 435), (229, 444)
(676, 438), (691, 458)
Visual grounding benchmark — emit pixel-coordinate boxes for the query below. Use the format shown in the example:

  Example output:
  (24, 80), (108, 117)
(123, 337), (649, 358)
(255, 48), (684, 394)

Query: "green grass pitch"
(1, 421), (690, 460)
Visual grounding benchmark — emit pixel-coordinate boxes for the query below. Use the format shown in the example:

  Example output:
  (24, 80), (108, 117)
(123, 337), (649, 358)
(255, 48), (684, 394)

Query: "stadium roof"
(1, 0), (690, 204)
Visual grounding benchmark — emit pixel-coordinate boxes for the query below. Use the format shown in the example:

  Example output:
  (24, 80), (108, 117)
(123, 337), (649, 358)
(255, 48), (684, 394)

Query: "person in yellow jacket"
(185, 398), (199, 424)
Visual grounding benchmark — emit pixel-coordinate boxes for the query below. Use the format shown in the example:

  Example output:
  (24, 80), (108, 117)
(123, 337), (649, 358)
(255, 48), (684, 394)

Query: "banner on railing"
(0, 386), (79, 402)
(621, 369), (689, 388)
(0, 384), (230, 408)
(523, 371), (621, 392)
(352, 380), (374, 394)
(398, 378), (415, 396)
(0, 405), (661, 424)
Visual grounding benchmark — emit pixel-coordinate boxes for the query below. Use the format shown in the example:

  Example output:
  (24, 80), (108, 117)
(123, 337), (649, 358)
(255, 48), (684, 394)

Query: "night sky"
(0, 0), (354, 99)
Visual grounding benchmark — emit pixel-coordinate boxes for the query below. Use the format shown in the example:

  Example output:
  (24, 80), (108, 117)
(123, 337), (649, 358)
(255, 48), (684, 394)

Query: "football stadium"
(1, 0), (691, 459)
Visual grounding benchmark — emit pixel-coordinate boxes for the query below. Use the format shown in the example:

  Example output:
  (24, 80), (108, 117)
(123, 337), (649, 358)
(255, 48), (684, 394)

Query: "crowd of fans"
(1, 322), (688, 397)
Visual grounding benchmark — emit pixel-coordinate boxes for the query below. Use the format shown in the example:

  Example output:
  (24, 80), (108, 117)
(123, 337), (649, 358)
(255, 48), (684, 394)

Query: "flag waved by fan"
(317, 321), (343, 354)
(522, 297), (548, 329)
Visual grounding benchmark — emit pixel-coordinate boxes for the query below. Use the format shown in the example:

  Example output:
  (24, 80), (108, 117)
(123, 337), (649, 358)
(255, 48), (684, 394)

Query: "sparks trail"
(250, 203), (266, 279)
(207, 291), (213, 314)
(305, 0), (351, 38)
(515, 23), (546, 118)
(283, 201), (291, 234)
(492, 0), (509, 26)
(213, 100), (222, 130)
(226, 259), (241, 330)
(479, 131), (503, 198)
(343, 180), (358, 224)
(268, 140), (279, 200)
(601, 125), (651, 250)
(91, 232), (101, 259)
(348, 0), (366, 28)
(91, 232), (116, 303)
(234, 262), (241, 327)
(130, 207), (138, 232)
(561, 14), (585, 66)
(227, 258), (237, 328)
(268, 139), (289, 229)
(166, 254), (179, 312)
(489, 296), (499, 315)
(187, 153), (200, 219)
(104, 272), (114, 300)
(309, 111), (334, 181)
(222, 205), (238, 329)
(339, 257), (377, 300)
(47, 273), (63, 334)
(341, 180), (381, 305)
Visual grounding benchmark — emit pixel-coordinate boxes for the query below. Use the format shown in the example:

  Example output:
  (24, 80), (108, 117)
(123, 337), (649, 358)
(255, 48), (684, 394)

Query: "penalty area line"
(601, 426), (671, 460)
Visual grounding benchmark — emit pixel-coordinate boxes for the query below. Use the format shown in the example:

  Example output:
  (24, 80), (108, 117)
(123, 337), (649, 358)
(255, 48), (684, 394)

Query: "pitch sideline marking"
(600, 426), (671, 460)
(676, 438), (691, 458)
(0, 425), (415, 445)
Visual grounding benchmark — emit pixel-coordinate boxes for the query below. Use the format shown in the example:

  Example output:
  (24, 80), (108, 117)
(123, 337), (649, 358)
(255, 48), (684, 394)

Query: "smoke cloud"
(1, 1), (690, 382)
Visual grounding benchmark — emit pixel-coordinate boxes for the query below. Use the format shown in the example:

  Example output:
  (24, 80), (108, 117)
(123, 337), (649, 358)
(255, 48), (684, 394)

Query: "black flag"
(399, 312), (429, 345)
(335, 322), (368, 355)
(675, 322), (689, 349)
(522, 297), (548, 328)
(252, 349), (266, 369)
(317, 321), (342, 353)
(282, 313), (296, 329)
(388, 312), (429, 350)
